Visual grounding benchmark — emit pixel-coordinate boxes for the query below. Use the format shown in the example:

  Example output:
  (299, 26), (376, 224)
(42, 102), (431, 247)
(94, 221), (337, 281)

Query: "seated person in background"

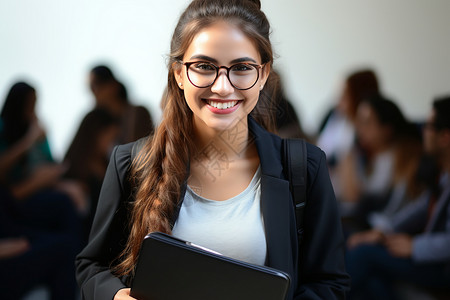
(346, 96), (450, 300)
(365, 153), (436, 233)
(337, 95), (419, 227)
(317, 69), (380, 169)
(0, 81), (85, 211)
(64, 108), (120, 243)
(89, 65), (154, 144)
(0, 81), (81, 299)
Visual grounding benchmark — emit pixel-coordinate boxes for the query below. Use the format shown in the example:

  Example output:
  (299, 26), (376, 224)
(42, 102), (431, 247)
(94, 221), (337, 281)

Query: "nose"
(210, 69), (234, 95)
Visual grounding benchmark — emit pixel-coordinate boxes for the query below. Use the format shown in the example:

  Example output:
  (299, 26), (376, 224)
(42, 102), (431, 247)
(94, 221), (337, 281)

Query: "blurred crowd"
(1, 66), (449, 299)
(0, 66), (154, 300)
(317, 70), (450, 300)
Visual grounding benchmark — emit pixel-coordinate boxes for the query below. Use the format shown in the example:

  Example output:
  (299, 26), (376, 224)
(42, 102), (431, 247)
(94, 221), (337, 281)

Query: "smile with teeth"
(207, 100), (239, 109)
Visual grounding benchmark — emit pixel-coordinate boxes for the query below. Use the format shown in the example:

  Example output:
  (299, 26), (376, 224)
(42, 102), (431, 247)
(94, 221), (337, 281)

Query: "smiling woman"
(75, 1), (350, 299)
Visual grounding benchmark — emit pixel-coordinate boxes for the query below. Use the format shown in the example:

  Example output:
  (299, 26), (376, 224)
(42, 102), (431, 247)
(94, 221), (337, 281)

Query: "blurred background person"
(345, 96), (450, 300)
(361, 132), (430, 234)
(89, 65), (154, 144)
(0, 81), (81, 299)
(337, 95), (422, 230)
(64, 108), (120, 244)
(316, 69), (380, 169)
(0, 81), (85, 211)
(346, 154), (439, 249)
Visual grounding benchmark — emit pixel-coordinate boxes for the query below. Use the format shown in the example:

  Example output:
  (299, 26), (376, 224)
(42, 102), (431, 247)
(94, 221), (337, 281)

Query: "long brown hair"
(115, 0), (276, 276)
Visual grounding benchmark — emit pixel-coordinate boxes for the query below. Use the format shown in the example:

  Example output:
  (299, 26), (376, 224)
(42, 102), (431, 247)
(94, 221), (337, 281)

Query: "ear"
(172, 62), (184, 90)
(259, 64), (271, 91)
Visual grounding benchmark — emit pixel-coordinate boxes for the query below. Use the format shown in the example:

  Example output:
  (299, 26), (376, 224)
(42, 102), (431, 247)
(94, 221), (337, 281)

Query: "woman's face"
(174, 21), (270, 133)
(89, 73), (117, 107)
(356, 102), (391, 151)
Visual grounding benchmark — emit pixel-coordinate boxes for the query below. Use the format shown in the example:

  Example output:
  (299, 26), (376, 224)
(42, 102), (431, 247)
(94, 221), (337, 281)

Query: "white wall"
(1, 0), (449, 159)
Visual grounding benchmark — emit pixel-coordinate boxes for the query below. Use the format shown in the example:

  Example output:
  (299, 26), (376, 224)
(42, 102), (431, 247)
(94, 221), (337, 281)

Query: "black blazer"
(75, 117), (350, 300)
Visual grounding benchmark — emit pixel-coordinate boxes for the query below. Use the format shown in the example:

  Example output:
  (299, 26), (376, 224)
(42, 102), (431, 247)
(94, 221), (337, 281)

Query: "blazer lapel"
(249, 117), (296, 276)
(260, 175), (295, 270)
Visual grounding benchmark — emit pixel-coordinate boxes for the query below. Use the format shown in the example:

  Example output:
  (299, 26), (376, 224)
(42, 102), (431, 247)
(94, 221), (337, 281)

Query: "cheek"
(183, 86), (201, 107)
(243, 89), (260, 110)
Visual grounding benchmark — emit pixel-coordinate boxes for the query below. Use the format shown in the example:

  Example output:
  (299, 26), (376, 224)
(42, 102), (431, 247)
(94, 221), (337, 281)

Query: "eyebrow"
(189, 55), (258, 64)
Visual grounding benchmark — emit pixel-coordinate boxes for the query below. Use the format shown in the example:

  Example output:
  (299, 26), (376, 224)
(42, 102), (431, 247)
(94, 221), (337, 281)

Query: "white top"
(360, 149), (394, 195)
(317, 111), (355, 163)
(172, 166), (267, 266)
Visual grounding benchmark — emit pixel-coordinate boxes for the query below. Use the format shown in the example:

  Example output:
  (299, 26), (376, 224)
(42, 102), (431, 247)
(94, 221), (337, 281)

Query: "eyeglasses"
(180, 61), (264, 90)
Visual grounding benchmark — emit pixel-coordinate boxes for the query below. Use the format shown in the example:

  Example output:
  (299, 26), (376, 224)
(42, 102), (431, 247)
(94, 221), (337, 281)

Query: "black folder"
(130, 232), (290, 300)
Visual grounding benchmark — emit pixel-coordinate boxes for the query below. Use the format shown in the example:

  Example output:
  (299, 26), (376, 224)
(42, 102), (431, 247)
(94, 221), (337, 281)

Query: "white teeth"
(208, 100), (237, 109)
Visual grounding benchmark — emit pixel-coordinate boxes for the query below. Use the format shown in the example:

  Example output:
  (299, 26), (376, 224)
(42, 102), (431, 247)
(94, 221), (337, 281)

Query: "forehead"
(184, 21), (261, 64)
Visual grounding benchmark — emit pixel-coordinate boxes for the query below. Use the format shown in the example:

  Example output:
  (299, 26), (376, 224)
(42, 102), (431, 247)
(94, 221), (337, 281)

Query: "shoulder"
(249, 117), (326, 181)
(113, 136), (150, 168)
(305, 142), (326, 176)
(109, 140), (135, 181)
(273, 132), (325, 178)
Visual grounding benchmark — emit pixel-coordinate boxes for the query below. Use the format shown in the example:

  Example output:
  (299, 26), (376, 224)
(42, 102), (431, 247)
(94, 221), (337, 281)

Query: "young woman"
(75, 1), (350, 299)
(337, 95), (423, 232)
(0, 82), (81, 300)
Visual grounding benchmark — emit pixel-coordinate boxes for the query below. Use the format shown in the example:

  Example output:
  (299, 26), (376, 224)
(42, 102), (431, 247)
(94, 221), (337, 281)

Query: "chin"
(205, 116), (243, 133)
(208, 119), (237, 132)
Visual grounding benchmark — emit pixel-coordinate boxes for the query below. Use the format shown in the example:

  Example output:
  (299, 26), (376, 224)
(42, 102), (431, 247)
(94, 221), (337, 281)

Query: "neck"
(192, 117), (253, 161)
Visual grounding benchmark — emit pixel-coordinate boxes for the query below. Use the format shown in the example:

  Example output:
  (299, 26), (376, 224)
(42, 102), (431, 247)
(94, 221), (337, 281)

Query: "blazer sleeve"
(294, 145), (351, 299)
(391, 193), (429, 234)
(412, 194), (450, 264)
(75, 144), (133, 300)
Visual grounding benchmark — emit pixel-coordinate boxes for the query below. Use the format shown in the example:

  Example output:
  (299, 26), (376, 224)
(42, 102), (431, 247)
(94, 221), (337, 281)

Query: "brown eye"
(231, 64), (254, 72)
(192, 62), (216, 73)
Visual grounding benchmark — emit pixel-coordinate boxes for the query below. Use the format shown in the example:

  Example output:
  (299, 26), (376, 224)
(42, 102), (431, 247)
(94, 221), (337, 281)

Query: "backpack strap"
(282, 138), (307, 246)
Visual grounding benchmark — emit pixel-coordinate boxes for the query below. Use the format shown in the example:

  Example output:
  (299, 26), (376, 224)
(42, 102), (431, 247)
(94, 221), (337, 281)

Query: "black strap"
(282, 138), (307, 245)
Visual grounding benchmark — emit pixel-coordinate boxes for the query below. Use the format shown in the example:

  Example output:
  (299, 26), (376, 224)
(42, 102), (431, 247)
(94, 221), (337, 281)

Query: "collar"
(248, 116), (284, 179)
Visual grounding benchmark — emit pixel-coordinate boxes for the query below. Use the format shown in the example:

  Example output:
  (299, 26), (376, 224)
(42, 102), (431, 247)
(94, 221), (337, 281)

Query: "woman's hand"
(0, 119), (45, 177)
(10, 164), (68, 200)
(24, 118), (46, 146)
(56, 180), (88, 213)
(114, 288), (136, 300)
(0, 237), (30, 259)
(347, 229), (385, 249)
(384, 233), (413, 258)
